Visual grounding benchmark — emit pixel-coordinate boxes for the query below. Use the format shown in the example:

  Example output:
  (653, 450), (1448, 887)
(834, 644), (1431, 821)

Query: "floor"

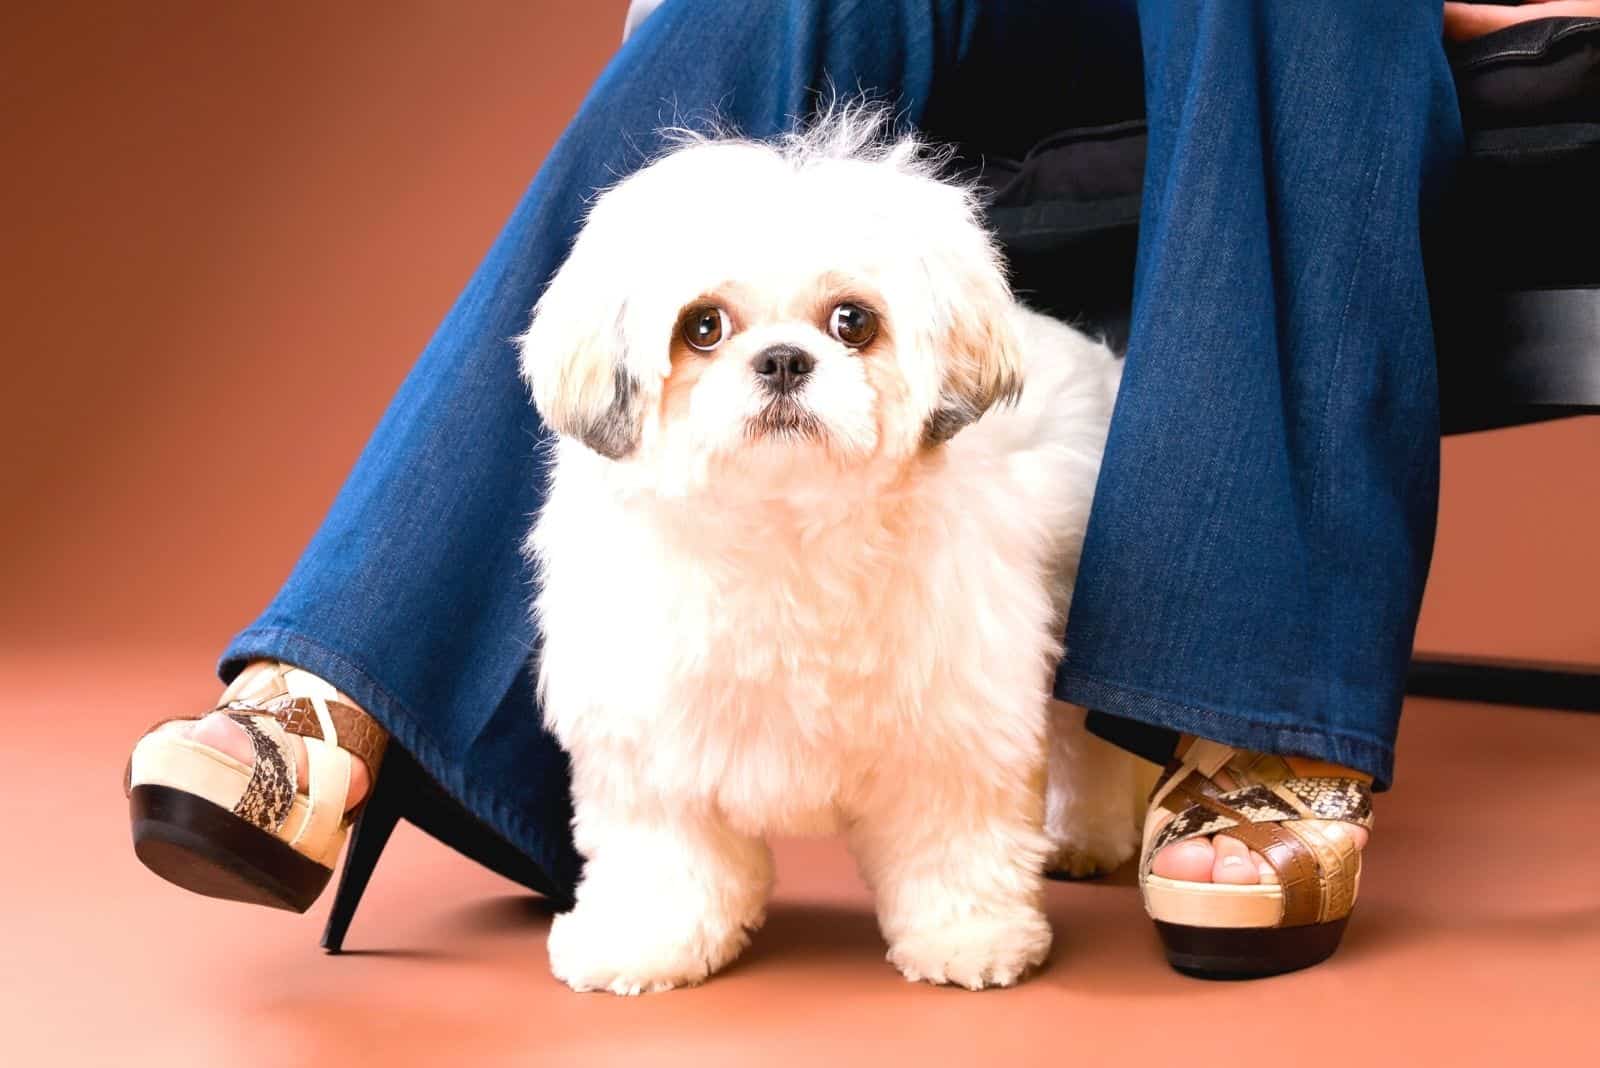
(7, 647), (1598, 1067)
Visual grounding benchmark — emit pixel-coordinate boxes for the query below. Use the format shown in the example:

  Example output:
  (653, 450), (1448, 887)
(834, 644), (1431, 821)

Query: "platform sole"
(130, 784), (332, 913)
(1154, 916), (1349, 980)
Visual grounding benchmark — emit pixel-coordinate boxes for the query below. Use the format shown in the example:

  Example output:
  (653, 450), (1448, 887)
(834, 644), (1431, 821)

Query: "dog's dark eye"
(828, 303), (877, 348)
(682, 306), (730, 352)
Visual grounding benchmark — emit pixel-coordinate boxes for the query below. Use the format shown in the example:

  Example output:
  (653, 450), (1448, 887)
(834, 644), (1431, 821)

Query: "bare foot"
(1148, 746), (1369, 885)
(187, 711), (372, 811)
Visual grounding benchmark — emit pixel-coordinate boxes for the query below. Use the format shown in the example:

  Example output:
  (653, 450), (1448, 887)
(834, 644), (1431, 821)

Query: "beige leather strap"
(291, 733), (353, 849)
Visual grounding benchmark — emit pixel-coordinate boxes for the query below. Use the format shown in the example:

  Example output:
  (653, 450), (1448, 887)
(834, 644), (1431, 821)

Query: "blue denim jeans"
(222, 0), (1461, 895)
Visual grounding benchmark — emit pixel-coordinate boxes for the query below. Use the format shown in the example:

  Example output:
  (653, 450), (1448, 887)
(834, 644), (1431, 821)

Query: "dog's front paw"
(886, 908), (1052, 990)
(547, 900), (758, 996)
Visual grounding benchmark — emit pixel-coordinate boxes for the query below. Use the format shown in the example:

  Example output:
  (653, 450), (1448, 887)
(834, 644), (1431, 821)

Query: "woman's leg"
(212, 0), (1124, 896)
(1058, 0), (1462, 869)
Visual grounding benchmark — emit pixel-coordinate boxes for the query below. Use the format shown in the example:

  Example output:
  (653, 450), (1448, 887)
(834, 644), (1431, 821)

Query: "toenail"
(1220, 856), (1246, 867)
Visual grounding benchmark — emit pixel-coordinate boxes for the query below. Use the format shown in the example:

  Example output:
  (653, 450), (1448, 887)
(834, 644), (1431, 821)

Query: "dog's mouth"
(747, 398), (823, 441)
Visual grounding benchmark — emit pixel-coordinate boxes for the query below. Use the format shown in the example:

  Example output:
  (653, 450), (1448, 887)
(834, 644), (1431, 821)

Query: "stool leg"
(1407, 655), (1600, 713)
(319, 747), (415, 953)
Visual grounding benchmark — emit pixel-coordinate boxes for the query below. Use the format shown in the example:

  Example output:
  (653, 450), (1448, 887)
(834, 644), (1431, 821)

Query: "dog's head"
(518, 109), (1021, 495)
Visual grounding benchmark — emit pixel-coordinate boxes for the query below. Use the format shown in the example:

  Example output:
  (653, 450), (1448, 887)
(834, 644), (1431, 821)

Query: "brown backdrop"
(2, 1), (1596, 667)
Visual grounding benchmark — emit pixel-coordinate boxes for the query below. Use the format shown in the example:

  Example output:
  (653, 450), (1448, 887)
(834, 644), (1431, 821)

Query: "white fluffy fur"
(518, 109), (1145, 994)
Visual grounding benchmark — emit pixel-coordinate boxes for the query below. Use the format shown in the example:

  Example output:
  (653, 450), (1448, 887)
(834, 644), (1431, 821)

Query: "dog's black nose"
(751, 344), (814, 394)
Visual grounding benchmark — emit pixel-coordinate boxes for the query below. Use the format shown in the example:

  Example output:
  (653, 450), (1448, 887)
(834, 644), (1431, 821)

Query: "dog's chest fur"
(537, 470), (1027, 833)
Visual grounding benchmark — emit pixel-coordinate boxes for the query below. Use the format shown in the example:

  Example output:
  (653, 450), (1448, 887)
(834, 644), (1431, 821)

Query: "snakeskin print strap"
(1143, 741), (1373, 926)
(1145, 774), (1373, 861)
(228, 713), (299, 833)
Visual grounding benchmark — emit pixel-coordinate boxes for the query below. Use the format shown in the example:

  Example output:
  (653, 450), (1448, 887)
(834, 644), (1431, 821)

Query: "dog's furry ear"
(921, 247), (1024, 447)
(518, 235), (646, 461)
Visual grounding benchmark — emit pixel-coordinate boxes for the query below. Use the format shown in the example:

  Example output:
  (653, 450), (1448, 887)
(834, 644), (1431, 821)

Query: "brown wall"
(2, 2), (1596, 668)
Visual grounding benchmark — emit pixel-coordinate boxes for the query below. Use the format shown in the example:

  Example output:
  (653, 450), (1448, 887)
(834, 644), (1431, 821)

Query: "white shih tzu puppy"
(518, 109), (1145, 995)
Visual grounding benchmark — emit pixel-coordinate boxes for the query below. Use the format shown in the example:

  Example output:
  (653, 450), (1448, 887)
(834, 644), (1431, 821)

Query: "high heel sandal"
(126, 661), (570, 951)
(1139, 739), (1373, 979)
(124, 662), (389, 914)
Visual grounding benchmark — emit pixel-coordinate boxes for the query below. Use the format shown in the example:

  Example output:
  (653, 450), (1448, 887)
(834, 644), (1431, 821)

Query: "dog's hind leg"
(1042, 700), (1150, 879)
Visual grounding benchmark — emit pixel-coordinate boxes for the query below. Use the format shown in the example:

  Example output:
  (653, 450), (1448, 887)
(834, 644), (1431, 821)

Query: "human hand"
(1444, 1), (1600, 42)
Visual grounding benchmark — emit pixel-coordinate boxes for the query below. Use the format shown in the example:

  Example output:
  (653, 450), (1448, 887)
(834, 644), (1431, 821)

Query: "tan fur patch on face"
(661, 346), (713, 427)
(801, 274), (908, 454)
(807, 272), (872, 319)
(860, 340), (914, 455)
(660, 287), (747, 429)
(923, 295), (1023, 447)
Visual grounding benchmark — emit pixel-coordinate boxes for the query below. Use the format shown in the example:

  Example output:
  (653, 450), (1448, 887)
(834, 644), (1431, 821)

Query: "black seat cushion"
(1445, 18), (1600, 291)
(1451, 16), (1600, 128)
(976, 17), (1600, 321)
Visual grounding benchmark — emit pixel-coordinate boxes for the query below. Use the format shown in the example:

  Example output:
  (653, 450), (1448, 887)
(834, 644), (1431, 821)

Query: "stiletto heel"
(320, 745), (570, 952)
(320, 744), (411, 952)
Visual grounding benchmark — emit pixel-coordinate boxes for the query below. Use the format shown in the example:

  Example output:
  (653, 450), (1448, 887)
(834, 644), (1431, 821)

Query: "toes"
(1154, 825), (1363, 887)
(1211, 834), (1260, 884)
(1150, 838), (1215, 882)
(187, 712), (254, 766)
(1153, 835), (1282, 885)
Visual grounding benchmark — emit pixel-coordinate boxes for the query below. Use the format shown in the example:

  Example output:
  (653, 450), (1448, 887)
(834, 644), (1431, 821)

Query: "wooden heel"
(1154, 917), (1349, 979)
